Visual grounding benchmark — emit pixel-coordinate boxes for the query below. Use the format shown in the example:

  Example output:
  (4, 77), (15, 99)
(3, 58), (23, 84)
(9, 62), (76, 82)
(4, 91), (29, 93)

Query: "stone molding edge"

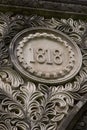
(1, 0), (87, 6)
(58, 93), (87, 130)
(1, 1), (87, 17)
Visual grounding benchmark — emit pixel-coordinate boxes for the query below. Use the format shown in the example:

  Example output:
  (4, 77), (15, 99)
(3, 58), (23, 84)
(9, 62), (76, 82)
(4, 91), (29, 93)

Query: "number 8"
(53, 50), (63, 65)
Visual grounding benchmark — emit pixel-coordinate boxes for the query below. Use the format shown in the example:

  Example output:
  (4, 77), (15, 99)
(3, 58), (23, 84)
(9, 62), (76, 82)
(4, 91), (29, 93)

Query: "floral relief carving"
(0, 13), (86, 129)
(0, 65), (87, 130)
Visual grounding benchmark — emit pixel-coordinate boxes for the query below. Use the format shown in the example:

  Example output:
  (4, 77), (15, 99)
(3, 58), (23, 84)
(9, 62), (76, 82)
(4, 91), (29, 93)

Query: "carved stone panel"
(0, 13), (87, 130)
(9, 27), (82, 84)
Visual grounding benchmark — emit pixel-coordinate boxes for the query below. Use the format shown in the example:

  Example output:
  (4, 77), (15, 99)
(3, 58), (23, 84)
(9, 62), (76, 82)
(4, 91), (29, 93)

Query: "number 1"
(29, 48), (35, 63)
(46, 49), (53, 64)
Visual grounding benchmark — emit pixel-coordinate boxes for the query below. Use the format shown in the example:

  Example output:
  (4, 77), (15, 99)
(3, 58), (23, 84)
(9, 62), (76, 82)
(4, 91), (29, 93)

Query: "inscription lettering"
(29, 48), (35, 63)
(53, 49), (62, 65)
(29, 48), (63, 65)
(36, 48), (46, 63)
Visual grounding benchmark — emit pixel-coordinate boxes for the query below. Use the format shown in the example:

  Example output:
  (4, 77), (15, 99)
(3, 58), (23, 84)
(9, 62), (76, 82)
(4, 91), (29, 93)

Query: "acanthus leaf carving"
(0, 66), (86, 129)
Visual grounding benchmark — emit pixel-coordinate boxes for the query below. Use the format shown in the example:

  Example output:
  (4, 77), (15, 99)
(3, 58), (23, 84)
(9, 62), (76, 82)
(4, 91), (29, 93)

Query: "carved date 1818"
(29, 47), (63, 65)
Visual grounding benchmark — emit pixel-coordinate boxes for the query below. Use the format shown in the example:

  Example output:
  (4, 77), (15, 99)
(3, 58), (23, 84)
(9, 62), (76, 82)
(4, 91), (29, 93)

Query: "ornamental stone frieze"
(0, 13), (87, 130)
